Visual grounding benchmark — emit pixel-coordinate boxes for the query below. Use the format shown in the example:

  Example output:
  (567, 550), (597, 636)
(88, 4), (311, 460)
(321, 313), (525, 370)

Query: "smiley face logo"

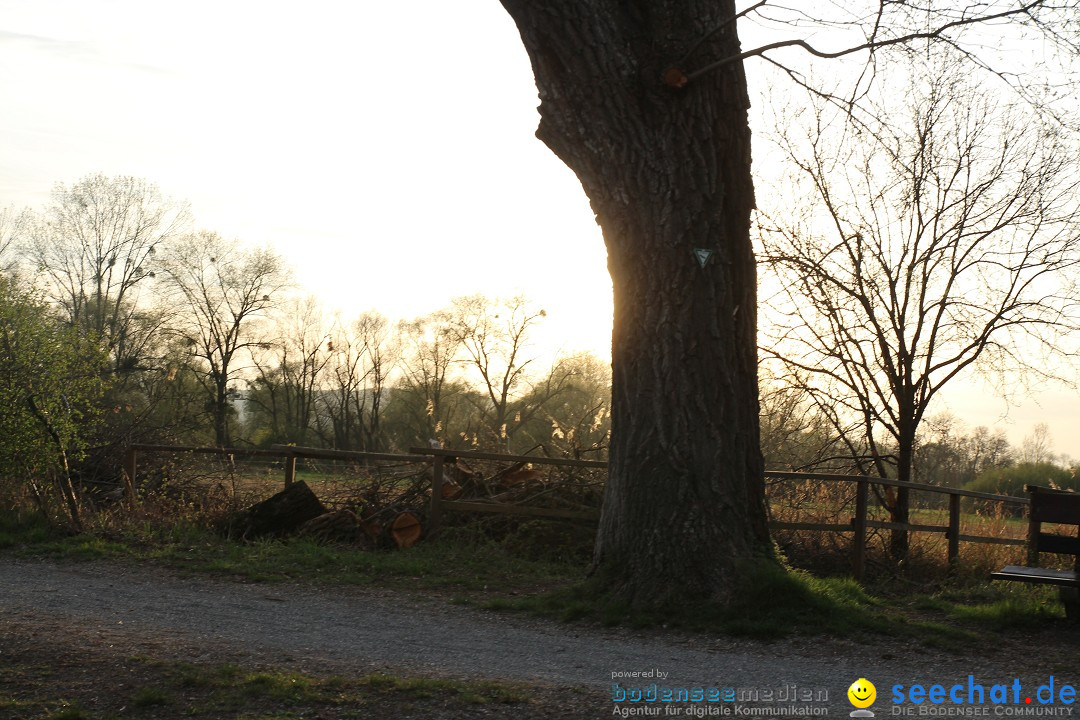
(848, 678), (876, 709)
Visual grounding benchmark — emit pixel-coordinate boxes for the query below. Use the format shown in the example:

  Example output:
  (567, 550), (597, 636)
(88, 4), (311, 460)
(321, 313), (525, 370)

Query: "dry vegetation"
(67, 448), (1042, 584)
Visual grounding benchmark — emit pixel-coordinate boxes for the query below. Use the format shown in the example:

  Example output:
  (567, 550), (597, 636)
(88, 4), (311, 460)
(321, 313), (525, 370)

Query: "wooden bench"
(991, 485), (1080, 620)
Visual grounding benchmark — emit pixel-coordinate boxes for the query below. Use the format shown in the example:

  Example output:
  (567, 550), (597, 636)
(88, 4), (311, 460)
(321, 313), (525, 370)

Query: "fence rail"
(123, 443), (1032, 580)
(763, 470), (1029, 578)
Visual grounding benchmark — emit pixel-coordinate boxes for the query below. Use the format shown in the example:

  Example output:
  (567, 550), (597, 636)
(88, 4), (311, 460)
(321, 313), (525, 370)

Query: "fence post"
(947, 493), (961, 567)
(122, 447), (139, 512)
(284, 449), (297, 488)
(1026, 487), (1040, 567)
(852, 478), (868, 582)
(428, 455), (445, 535)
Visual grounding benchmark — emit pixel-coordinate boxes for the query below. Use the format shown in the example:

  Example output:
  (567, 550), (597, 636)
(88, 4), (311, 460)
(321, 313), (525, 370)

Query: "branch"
(681, 0), (1057, 84)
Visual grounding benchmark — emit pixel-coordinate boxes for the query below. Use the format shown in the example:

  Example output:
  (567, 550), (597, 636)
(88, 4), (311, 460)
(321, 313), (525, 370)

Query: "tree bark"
(501, 0), (772, 606)
(214, 379), (229, 448)
(892, 419), (916, 560)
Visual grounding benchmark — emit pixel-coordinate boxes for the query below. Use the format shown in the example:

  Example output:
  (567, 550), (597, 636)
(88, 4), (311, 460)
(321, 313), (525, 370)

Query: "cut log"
(298, 509), (360, 545)
(360, 519), (382, 545)
(441, 479), (464, 501)
(390, 511), (422, 549)
(232, 481), (326, 538)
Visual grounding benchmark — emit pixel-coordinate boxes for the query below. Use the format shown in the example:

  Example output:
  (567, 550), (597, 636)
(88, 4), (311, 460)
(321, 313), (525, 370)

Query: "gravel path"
(2, 558), (1078, 716)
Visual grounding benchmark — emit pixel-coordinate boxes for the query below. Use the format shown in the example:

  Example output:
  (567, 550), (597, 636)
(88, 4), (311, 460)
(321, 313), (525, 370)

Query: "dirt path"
(2, 558), (1078, 718)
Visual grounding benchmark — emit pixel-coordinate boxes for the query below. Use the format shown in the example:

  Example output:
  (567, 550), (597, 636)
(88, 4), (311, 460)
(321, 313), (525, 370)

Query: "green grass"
(2, 651), (533, 720)
(0, 508), (56, 548)
(0, 508), (582, 600)
(174, 664), (527, 709)
(177, 662), (241, 688)
(357, 672), (527, 704)
(240, 672), (317, 702)
(131, 686), (173, 707)
(482, 559), (979, 645)
(908, 583), (1065, 629)
(1, 507), (1069, 644)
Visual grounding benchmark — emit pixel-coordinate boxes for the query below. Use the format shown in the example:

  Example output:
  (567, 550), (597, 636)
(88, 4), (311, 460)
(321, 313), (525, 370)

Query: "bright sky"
(0, 1), (610, 352)
(1, 1), (1076, 456)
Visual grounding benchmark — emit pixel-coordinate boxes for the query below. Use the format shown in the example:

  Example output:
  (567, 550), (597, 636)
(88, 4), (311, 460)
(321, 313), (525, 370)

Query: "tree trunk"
(214, 381), (229, 447)
(501, 0), (772, 606)
(892, 425), (915, 560)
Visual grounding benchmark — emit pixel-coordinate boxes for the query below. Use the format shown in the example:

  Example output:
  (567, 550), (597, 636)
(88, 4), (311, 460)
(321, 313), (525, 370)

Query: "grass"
(908, 583), (1065, 628)
(131, 686), (174, 707)
(357, 672), (528, 704)
(168, 664), (530, 712)
(2, 510), (581, 599)
(1, 645), (534, 720)
(0, 508), (55, 548)
(1, 506), (1071, 645)
(481, 558), (981, 646)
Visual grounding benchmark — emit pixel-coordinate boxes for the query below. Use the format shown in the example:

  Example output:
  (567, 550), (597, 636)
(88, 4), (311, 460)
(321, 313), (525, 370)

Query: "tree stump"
(232, 481), (326, 539)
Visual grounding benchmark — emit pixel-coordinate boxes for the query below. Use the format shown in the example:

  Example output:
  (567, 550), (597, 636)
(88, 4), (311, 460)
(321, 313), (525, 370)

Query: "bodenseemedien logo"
(848, 678), (877, 718)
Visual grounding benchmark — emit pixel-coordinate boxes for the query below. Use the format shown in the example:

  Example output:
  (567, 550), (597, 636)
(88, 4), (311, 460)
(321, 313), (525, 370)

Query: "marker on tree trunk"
(693, 248), (714, 268)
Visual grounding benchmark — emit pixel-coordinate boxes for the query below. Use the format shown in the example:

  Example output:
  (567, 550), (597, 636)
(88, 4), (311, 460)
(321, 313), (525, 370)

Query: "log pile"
(227, 455), (604, 550)
(297, 508), (363, 545)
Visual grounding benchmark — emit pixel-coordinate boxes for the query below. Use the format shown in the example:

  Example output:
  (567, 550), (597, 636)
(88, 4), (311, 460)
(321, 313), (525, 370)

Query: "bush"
(0, 275), (107, 527)
(964, 463), (1075, 497)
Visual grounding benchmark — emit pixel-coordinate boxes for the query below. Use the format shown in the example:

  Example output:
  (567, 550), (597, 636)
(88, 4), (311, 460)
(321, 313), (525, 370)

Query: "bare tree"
(162, 231), (288, 447)
(758, 368), (850, 472)
(310, 310), (397, 452)
(449, 294), (572, 450)
(518, 351), (612, 459)
(1021, 423), (1056, 465)
(393, 310), (468, 448)
(968, 426), (1014, 474)
(759, 62), (1080, 555)
(499, 0), (1078, 604)
(353, 312), (396, 451)
(249, 296), (331, 446)
(913, 414), (1013, 490)
(23, 174), (191, 370)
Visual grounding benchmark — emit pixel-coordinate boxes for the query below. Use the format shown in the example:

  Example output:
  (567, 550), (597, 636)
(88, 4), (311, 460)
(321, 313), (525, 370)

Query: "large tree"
(497, 1), (1078, 605)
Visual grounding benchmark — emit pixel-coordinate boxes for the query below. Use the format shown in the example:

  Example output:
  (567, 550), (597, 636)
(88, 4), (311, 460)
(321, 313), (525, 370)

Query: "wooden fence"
(764, 470), (1028, 580)
(123, 443), (1030, 580)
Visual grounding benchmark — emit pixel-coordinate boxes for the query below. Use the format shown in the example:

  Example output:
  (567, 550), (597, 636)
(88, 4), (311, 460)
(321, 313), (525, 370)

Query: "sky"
(0, 1), (611, 347)
(1, 1), (1076, 456)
